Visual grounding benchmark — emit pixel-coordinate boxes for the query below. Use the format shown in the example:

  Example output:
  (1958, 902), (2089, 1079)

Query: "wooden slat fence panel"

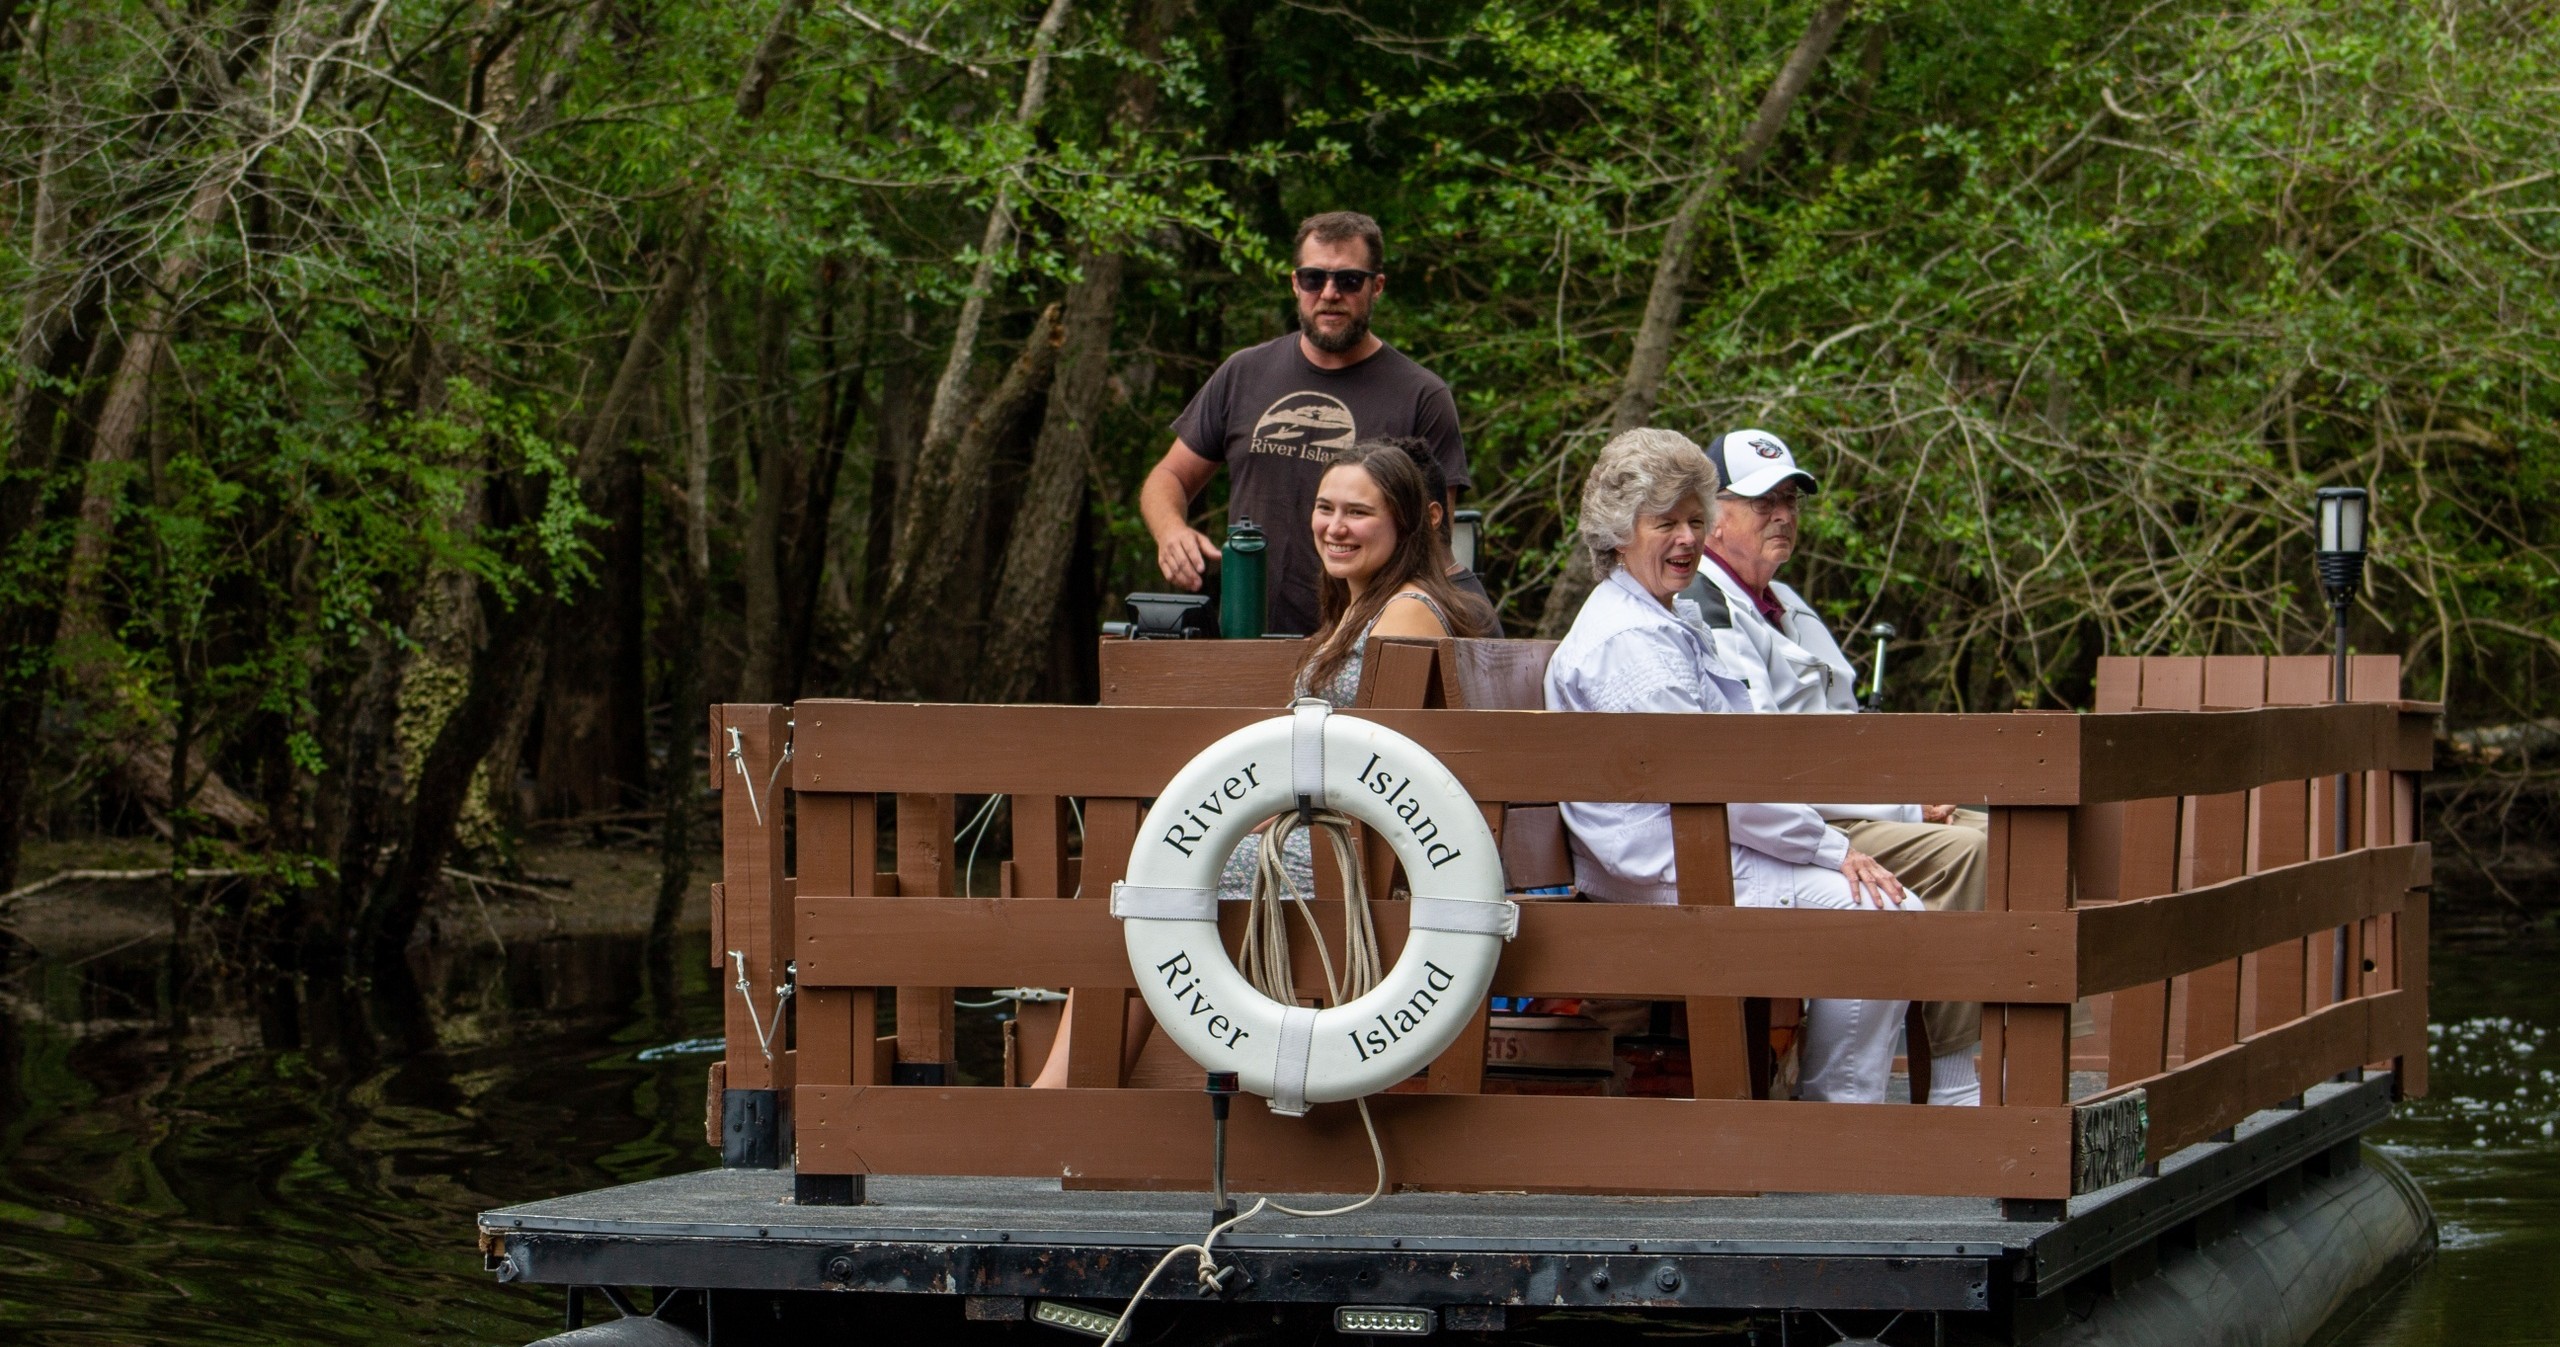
(2101, 990), (2420, 1159)
(799, 700), (2419, 806)
(1672, 803), (1752, 1100)
(752, 643), (2431, 1202)
(2182, 657), (2263, 1060)
(795, 793), (863, 1093)
(2351, 656), (2402, 1011)
(2078, 705), (2426, 802)
(894, 792), (959, 1074)
(796, 1087), (2073, 1199)
(2075, 845), (2425, 996)
(2075, 656), (2432, 1158)
(793, 703), (2084, 804)
(2250, 657), (2326, 1035)
(796, 897), (2072, 1003)
(2100, 660), (2187, 1086)
(1070, 799), (1142, 1087)
(1985, 808), (2072, 1108)
(715, 705), (791, 1095)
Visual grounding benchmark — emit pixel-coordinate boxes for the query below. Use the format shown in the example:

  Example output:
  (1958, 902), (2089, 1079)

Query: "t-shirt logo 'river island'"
(1248, 392), (1359, 462)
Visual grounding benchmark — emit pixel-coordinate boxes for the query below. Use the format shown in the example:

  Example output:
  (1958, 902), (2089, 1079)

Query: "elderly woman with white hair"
(1544, 428), (1916, 1103)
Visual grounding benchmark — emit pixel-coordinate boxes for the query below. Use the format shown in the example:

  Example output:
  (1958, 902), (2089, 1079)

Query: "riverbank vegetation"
(4, 0), (2556, 1008)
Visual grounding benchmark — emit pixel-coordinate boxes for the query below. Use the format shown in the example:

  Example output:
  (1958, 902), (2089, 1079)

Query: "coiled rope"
(1096, 810), (1392, 1346)
(1237, 808), (1381, 1008)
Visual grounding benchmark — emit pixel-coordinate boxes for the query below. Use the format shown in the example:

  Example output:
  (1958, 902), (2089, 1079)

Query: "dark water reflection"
(0, 932), (725, 1344)
(2346, 935), (2560, 1347)
(1, 922), (2554, 1346)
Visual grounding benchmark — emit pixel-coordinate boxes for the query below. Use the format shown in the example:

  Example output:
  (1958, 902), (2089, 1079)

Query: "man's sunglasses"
(1292, 267), (1377, 295)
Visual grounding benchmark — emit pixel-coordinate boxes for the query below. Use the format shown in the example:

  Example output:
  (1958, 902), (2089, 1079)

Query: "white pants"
(1731, 848), (1915, 1104)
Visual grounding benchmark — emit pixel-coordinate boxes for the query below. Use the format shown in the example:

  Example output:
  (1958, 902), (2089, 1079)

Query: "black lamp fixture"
(2315, 486), (2369, 621)
(2312, 486), (2369, 1010)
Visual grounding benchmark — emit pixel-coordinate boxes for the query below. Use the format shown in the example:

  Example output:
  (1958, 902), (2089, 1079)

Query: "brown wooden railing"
(704, 645), (2431, 1208)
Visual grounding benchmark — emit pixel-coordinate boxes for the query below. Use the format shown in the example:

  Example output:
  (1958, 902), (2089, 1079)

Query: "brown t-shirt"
(1173, 334), (1468, 636)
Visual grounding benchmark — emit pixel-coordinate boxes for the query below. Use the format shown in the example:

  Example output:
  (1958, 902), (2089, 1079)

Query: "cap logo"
(1750, 436), (1784, 460)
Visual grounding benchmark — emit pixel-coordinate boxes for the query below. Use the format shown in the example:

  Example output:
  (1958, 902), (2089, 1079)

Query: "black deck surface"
(491, 1170), (2028, 1256)
(479, 1076), (2393, 1311)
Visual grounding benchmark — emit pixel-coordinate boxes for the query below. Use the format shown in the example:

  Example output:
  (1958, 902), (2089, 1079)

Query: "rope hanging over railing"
(722, 723), (793, 828)
(727, 949), (794, 1063)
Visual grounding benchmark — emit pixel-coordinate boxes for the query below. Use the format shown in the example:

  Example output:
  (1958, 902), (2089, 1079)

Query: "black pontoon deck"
(483, 1079), (2421, 1343)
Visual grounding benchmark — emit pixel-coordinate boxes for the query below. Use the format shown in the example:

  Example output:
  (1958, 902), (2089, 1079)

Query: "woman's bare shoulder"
(1370, 586), (1453, 639)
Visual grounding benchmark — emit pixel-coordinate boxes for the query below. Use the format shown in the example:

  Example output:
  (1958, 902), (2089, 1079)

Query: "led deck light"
(1030, 1299), (1121, 1339)
(1335, 1305), (1436, 1336)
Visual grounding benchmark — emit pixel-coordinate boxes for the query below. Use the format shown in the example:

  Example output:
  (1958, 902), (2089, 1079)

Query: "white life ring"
(1110, 701), (1515, 1115)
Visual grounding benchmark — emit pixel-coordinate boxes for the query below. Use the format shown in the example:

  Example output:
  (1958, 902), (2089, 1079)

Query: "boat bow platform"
(482, 1077), (2410, 1336)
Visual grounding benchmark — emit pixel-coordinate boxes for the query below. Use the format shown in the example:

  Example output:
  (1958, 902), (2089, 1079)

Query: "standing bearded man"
(1141, 211), (1470, 636)
(1689, 428), (1988, 1106)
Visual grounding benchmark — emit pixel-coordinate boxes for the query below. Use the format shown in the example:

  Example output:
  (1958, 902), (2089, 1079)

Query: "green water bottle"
(1218, 518), (1267, 640)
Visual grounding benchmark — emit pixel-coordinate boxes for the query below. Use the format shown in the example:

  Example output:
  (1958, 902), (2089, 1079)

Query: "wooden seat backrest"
(1429, 638), (1572, 890)
(1434, 637), (1557, 711)
(1098, 636), (1303, 708)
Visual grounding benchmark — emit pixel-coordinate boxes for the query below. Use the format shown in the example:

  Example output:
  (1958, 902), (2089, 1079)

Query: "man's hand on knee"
(1839, 848), (1907, 909)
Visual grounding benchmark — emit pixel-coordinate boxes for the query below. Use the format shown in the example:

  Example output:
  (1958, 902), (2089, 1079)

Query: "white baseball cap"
(1706, 428), (1819, 498)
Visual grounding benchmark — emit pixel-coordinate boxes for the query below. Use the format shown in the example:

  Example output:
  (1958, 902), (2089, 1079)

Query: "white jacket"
(1689, 563), (1921, 827)
(1544, 568), (1851, 905)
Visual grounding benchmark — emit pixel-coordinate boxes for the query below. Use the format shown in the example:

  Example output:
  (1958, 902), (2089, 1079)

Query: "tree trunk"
(858, 302), (923, 631)
(782, 263), (868, 699)
(976, 254), (1124, 704)
(974, 0), (1190, 702)
(383, 0), (609, 866)
(358, 585), (549, 971)
(6, 131), (76, 484)
(738, 284), (804, 703)
(538, 403), (656, 814)
(1825, 21), (1889, 166)
(875, 304), (1064, 698)
(312, 618), (405, 975)
(913, 0), (1077, 462)
(652, 288), (718, 971)
(0, 127), (98, 893)
(873, 0), (1075, 685)
(1534, 0), (1856, 638)
(977, 258), (1121, 711)
(52, 171), (268, 832)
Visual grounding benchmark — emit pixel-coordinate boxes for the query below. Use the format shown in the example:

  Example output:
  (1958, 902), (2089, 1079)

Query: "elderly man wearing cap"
(1689, 428), (1988, 1107)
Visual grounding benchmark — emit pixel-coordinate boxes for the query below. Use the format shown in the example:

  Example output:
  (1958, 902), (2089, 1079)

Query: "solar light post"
(2315, 487), (2368, 1009)
(1864, 622), (1897, 710)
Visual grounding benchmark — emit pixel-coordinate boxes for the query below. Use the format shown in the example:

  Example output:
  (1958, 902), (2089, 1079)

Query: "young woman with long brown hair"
(1291, 438), (1495, 703)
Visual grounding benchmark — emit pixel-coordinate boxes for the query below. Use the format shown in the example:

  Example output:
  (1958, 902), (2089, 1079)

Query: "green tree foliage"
(1355, 1), (2560, 709)
(2, 0), (2554, 961)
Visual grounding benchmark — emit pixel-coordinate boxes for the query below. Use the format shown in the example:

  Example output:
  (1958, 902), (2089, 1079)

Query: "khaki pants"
(1839, 812), (1987, 1055)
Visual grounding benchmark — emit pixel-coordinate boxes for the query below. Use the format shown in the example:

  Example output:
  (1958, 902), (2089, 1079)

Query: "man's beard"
(1303, 307), (1371, 354)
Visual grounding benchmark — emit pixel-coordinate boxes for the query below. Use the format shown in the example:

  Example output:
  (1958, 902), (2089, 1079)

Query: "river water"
(0, 911), (2552, 1345)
